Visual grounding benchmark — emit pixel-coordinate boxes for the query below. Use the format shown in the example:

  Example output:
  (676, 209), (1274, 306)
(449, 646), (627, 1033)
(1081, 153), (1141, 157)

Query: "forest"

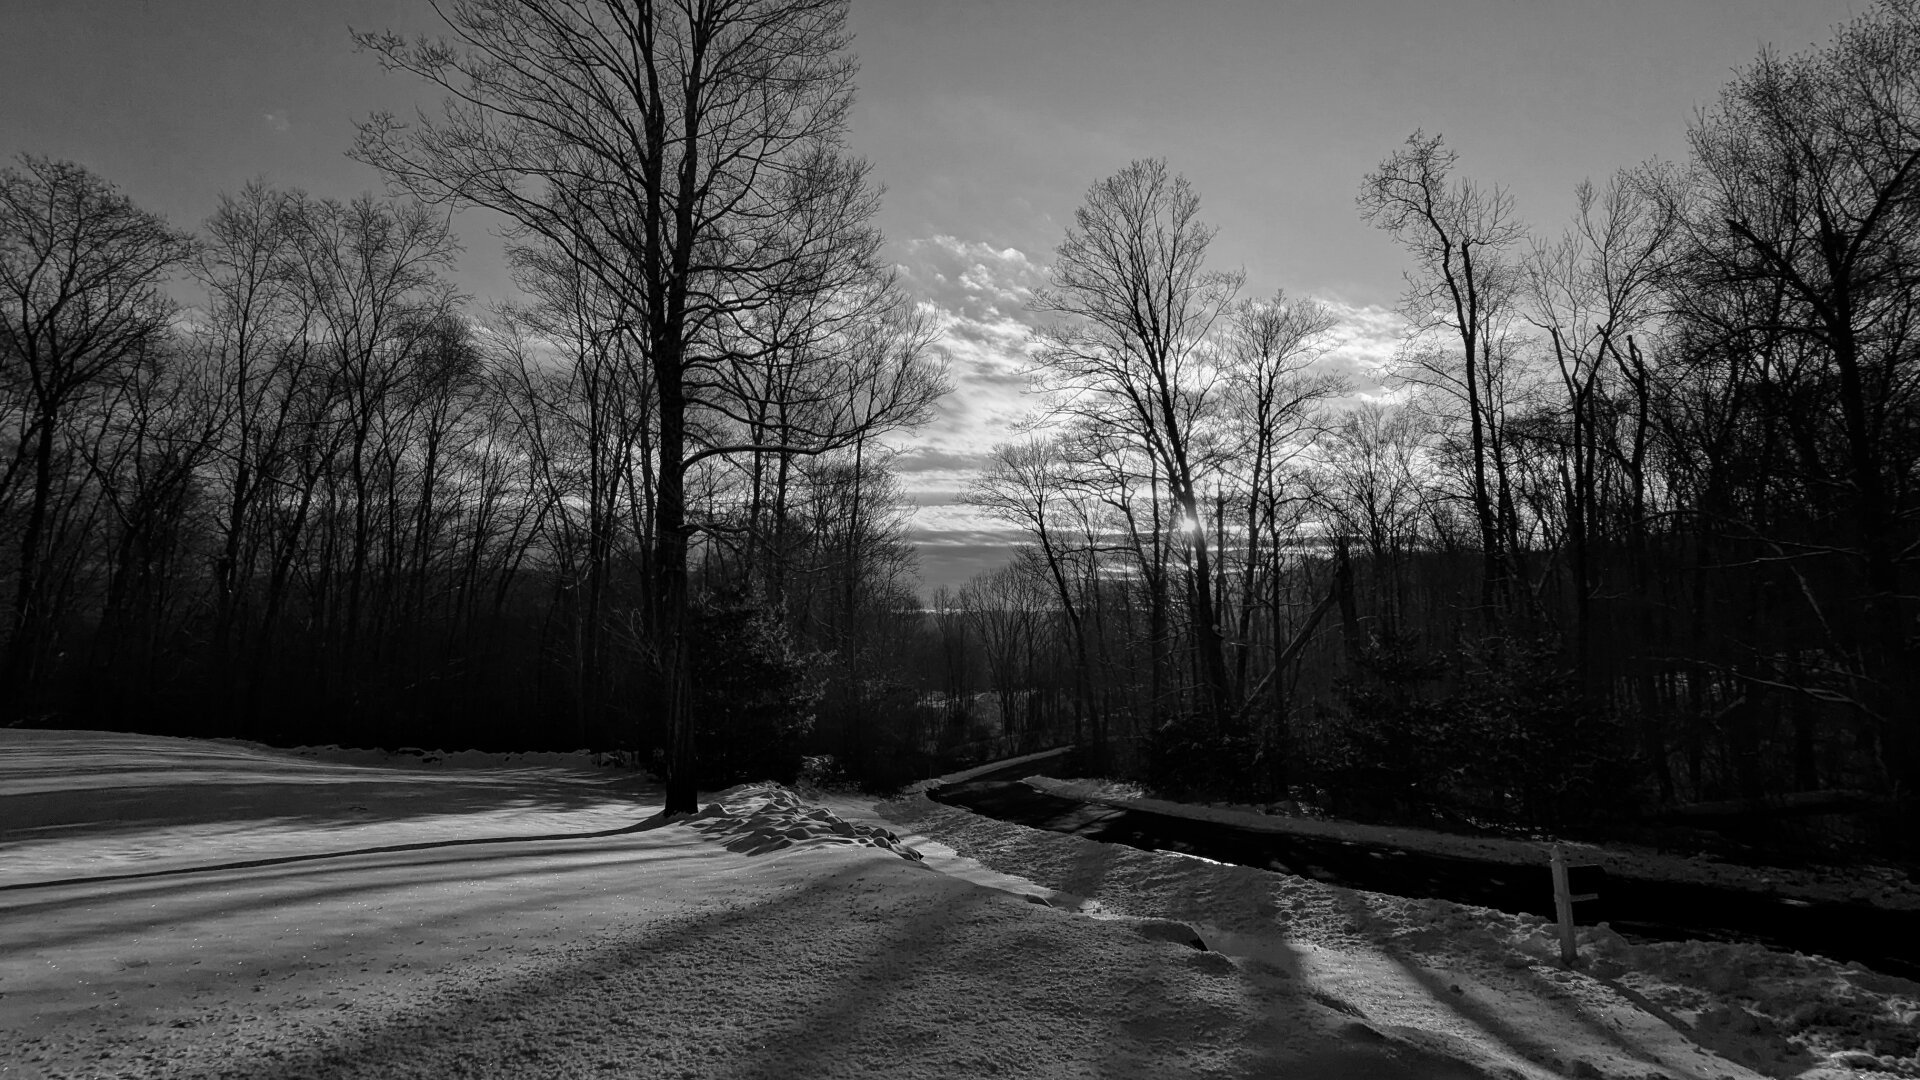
(1, 0), (1915, 835)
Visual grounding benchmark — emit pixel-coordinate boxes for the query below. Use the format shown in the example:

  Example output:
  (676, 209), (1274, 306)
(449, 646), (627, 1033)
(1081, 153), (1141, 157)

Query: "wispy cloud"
(892, 242), (1414, 593)
(1316, 298), (1408, 402)
(263, 109), (291, 133)
(896, 233), (1050, 462)
(889, 233), (1055, 592)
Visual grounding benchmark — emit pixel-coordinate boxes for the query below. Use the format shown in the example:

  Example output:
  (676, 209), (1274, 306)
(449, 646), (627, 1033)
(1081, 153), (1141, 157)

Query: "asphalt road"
(930, 776), (1920, 979)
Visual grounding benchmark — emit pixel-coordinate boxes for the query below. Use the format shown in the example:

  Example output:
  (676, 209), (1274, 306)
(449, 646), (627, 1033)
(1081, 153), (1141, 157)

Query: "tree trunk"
(656, 360), (697, 817)
(3, 407), (60, 709)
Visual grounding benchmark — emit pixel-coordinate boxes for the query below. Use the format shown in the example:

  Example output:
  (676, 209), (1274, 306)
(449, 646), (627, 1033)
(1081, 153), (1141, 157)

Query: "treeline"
(0, 166), (940, 778)
(7, 1), (1915, 829)
(0, 1), (954, 808)
(927, 1), (1920, 834)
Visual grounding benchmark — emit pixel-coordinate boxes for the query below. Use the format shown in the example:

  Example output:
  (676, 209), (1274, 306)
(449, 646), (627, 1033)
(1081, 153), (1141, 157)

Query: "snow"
(0, 730), (651, 887)
(897, 745), (1074, 793)
(1, 732), (1914, 1079)
(1025, 775), (1920, 912)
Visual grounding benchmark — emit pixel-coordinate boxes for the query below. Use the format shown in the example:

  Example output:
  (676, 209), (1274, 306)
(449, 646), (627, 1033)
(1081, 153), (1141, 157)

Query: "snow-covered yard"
(2, 732), (1914, 1079)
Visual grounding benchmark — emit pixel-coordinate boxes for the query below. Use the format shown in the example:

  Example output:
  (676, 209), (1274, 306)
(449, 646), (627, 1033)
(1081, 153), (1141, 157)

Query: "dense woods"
(1, 0), (1914, 838)
(942, 0), (1920, 841)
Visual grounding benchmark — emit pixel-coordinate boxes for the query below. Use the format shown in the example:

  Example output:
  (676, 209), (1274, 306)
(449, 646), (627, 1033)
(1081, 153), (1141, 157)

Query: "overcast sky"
(0, 0), (1866, 592)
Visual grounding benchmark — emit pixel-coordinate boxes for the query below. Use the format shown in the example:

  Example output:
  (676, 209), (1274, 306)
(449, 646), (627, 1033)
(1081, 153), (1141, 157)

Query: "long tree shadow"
(1, 772), (652, 847)
(12, 815), (1524, 1079)
(0, 730), (657, 869)
(0, 807), (670, 895)
(162, 855), (1376, 1080)
(1324, 885), (1743, 1079)
(0, 826), (724, 956)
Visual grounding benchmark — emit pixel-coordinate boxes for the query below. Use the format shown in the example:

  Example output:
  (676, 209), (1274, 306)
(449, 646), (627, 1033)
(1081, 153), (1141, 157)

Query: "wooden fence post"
(1550, 844), (1576, 966)
(1549, 844), (1602, 968)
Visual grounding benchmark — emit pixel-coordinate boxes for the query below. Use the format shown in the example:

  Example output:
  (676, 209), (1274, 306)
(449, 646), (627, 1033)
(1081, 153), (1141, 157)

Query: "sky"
(0, 0), (1867, 593)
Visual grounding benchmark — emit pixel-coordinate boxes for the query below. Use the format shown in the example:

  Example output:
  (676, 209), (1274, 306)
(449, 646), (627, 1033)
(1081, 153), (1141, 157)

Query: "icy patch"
(684, 784), (924, 861)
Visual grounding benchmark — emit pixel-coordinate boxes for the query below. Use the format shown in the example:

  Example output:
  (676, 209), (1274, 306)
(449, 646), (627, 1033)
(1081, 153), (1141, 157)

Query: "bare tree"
(282, 194), (462, 686)
(1031, 158), (1244, 729)
(959, 557), (1046, 751)
(0, 156), (192, 708)
(192, 181), (305, 671)
(1359, 133), (1527, 617)
(1523, 173), (1675, 679)
(1315, 400), (1432, 639)
(1221, 292), (1343, 691)
(1667, 0), (1920, 792)
(965, 437), (1104, 741)
(354, 0), (944, 813)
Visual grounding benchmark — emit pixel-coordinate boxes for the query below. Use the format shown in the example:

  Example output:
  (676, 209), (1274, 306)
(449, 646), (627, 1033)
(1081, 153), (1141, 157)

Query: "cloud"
(263, 110), (291, 133)
(898, 234), (1047, 325)
(1313, 298), (1408, 403)
(907, 505), (1037, 594)
(883, 232), (1056, 591)
(890, 443), (998, 486)
(888, 242), (1416, 593)
(909, 537), (1026, 595)
(894, 233), (1051, 471)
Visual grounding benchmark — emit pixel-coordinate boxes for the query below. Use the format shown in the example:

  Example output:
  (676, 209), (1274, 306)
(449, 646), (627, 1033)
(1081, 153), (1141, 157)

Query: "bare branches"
(0, 156), (192, 699)
(1360, 131), (1528, 614)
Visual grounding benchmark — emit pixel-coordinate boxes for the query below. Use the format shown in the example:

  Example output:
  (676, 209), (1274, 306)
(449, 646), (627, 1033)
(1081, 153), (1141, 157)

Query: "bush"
(1305, 639), (1644, 828)
(690, 602), (820, 786)
(1141, 713), (1282, 803)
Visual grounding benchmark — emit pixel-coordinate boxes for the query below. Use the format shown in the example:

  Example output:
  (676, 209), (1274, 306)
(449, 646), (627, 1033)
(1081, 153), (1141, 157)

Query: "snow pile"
(685, 783), (924, 861)
(882, 789), (1920, 1079)
(1026, 774), (1920, 911)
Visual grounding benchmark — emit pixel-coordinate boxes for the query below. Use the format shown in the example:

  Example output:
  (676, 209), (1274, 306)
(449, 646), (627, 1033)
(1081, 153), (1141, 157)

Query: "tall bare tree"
(1221, 292), (1343, 692)
(1031, 158), (1244, 729)
(354, 0), (943, 813)
(1523, 173), (1675, 681)
(1668, 0), (1920, 793)
(0, 156), (192, 709)
(1359, 133), (1527, 617)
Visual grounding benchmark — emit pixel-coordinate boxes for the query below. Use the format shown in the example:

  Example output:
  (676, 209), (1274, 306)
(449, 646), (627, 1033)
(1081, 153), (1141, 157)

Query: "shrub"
(1306, 639), (1644, 827)
(690, 602), (820, 786)
(1141, 713), (1282, 803)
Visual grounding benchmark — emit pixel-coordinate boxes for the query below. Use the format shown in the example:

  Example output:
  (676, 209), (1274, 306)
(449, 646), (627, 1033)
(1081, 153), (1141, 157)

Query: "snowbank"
(883, 790), (1920, 1079)
(1025, 775), (1920, 912)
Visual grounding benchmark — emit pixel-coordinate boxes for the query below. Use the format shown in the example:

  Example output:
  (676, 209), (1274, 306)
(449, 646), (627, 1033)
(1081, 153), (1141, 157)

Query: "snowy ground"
(2, 733), (1914, 1079)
